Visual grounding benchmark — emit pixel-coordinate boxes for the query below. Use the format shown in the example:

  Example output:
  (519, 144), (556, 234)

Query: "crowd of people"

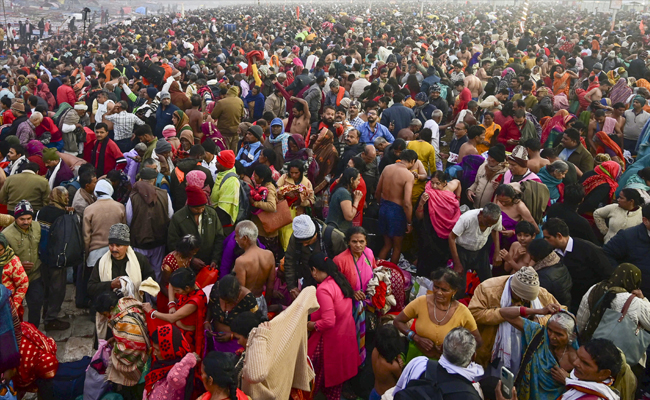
(1, 1), (650, 400)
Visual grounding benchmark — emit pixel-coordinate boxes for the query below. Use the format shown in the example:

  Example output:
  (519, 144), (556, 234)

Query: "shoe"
(44, 319), (70, 331)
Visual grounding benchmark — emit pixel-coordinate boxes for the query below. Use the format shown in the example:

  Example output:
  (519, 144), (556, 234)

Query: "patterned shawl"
(108, 297), (150, 387)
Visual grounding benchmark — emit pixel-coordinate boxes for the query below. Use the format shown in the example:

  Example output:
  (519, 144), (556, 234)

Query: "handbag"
(592, 294), (650, 366)
(257, 199), (293, 233)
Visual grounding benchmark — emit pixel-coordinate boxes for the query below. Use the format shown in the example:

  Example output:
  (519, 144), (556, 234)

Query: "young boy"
(371, 324), (404, 400)
(500, 220), (536, 273)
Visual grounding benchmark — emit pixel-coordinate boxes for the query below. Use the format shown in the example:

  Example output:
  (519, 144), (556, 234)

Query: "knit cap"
(160, 91), (171, 100)
(248, 125), (264, 141)
(162, 125), (176, 139)
(186, 170), (206, 188)
(42, 147), (59, 163)
(293, 215), (316, 240)
(415, 92), (428, 102)
(11, 99), (25, 113)
(593, 62), (603, 70)
(510, 266), (540, 301)
(186, 185), (208, 206)
(155, 140), (173, 154)
(139, 167), (158, 180)
(146, 87), (159, 99)
(488, 144), (506, 163)
(14, 200), (34, 219)
(216, 150), (236, 169)
(108, 223), (130, 246)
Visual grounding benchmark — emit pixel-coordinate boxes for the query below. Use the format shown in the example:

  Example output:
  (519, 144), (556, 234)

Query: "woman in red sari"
(13, 322), (58, 392)
(157, 235), (201, 313)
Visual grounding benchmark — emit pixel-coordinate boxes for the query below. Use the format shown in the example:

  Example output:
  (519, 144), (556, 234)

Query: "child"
(371, 324), (404, 400)
(499, 220), (535, 273)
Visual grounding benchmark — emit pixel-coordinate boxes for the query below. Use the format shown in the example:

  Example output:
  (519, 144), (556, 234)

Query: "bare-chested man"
(584, 78), (612, 111)
(232, 220), (275, 317)
(524, 138), (550, 173)
(375, 149), (418, 263)
(286, 96), (311, 137)
(458, 125), (485, 164)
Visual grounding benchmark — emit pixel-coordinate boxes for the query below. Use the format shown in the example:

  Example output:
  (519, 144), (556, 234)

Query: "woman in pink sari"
(415, 171), (461, 277)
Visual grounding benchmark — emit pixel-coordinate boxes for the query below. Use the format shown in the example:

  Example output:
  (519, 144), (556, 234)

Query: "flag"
(296, 6), (300, 19)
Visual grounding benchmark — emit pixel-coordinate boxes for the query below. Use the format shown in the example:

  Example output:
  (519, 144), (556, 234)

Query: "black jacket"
(537, 261), (573, 307)
(604, 224), (650, 295)
(546, 202), (600, 245)
(169, 158), (215, 212)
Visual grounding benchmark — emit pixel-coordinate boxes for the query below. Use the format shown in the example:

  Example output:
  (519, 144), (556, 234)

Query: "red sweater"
(35, 117), (62, 142)
(499, 119), (523, 151)
(83, 138), (126, 175)
(57, 85), (77, 107)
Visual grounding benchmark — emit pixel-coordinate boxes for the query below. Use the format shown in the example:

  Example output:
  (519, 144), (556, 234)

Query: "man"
(375, 149), (418, 264)
(72, 169), (97, 220)
(467, 145), (508, 208)
(263, 118), (289, 170)
(347, 101), (365, 130)
(429, 84), (449, 120)
(56, 76), (76, 107)
(135, 125), (158, 166)
(236, 125), (264, 168)
(0, 161), (49, 213)
(499, 109), (536, 151)
(335, 129), (365, 177)
(16, 111), (41, 145)
(284, 215), (346, 298)
(441, 122), (468, 169)
(393, 328), (483, 399)
(587, 109), (619, 154)
(603, 204), (650, 295)
(264, 86), (286, 120)
(412, 92), (436, 126)
(358, 144), (379, 195)
(103, 100), (145, 152)
(3, 200), (43, 326)
(479, 88), (510, 111)
(211, 86), (245, 151)
(622, 95), (650, 155)
(359, 108), (394, 145)
(84, 122), (127, 176)
(154, 91), (180, 139)
(211, 150), (240, 231)
(449, 202), (503, 282)
(546, 184), (600, 244)
(43, 148), (74, 189)
(168, 186), (224, 271)
(186, 94), (203, 136)
(543, 218), (614, 313)
(380, 93), (415, 138)
(244, 85), (266, 121)
(553, 128), (594, 175)
(6, 100), (28, 139)
(200, 138), (219, 180)
(287, 96), (311, 137)
(464, 68), (483, 100)
(458, 125), (485, 164)
(511, 81), (538, 110)
(525, 138), (550, 173)
(233, 220), (275, 317)
(126, 168), (173, 281)
(628, 51), (648, 80)
(350, 72), (370, 100)
(324, 79), (350, 107)
(468, 266), (558, 373)
(504, 146), (542, 184)
(302, 76), (325, 124)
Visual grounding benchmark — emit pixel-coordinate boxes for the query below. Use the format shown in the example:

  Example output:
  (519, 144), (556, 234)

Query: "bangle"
(407, 330), (416, 341)
(151, 311), (157, 319)
(519, 307), (527, 317)
(167, 301), (176, 306)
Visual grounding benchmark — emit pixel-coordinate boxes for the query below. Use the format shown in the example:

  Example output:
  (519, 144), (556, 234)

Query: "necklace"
(433, 298), (451, 324)
(556, 345), (568, 365)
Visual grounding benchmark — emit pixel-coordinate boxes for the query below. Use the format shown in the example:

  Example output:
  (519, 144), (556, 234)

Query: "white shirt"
(202, 156), (218, 180)
(424, 119), (442, 170)
(452, 209), (503, 251)
(95, 100), (114, 124)
(554, 236), (574, 257)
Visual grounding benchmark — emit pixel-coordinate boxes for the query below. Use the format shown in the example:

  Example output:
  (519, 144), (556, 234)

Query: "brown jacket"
(128, 186), (170, 249)
(468, 275), (559, 367)
(83, 198), (126, 253)
(211, 87), (244, 136)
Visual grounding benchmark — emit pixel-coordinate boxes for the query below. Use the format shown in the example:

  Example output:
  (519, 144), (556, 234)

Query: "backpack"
(37, 356), (90, 400)
(47, 213), (84, 268)
(394, 360), (479, 400)
(219, 171), (252, 224)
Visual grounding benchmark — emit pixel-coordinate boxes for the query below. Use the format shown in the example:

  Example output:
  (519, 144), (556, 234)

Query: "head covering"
(593, 62), (603, 70)
(11, 99), (25, 113)
(248, 125), (264, 141)
(508, 145), (529, 167)
(186, 170), (206, 188)
(42, 147), (59, 163)
(185, 185), (207, 206)
(159, 91), (171, 100)
(49, 187), (68, 209)
(108, 223), (130, 246)
(293, 215), (316, 240)
(180, 130), (194, 147)
(608, 51), (616, 58)
(144, 324), (193, 397)
(201, 137), (217, 154)
(26, 140), (45, 157)
(510, 266), (540, 301)
(139, 167), (158, 181)
(216, 150), (236, 169)
(74, 101), (88, 111)
(633, 95), (646, 106)
(14, 200), (34, 219)
(582, 161), (621, 201)
(155, 140), (173, 154)
(430, 83), (441, 93)
(146, 87), (159, 99)
(94, 179), (115, 200)
(415, 92), (428, 102)
(488, 144), (506, 162)
(162, 125), (176, 139)
(0, 232), (15, 266)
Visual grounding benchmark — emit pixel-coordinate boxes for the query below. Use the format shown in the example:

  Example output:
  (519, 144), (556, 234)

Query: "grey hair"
(410, 118), (422, 127)
(549, 160), (569, 174)
(30, 111), (43, 122)
(482, 202), (502, 221)
(549, 313), (577, 343)
(374, 137), (389, 147)
(134, 142), (147, 152)
(236, 220), (259, 241)
(432, 109), (444, 118)
(277, 72), (287, 79)
(443, 327), (477, 368)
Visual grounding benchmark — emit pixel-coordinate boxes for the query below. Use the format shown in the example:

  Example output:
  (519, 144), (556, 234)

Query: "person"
(205, 274), (259, 353)
(467, 144), (508, 208)
(478, 111), (501, 153)
(236, 125), (264, 169)
(232, 220), (276, 318)
(554, 128), (594, 175)
(156, 91), (181, 139)
(499, 304), (578, 400)
(578, 161), (622, 217)
(198, 351), (249, 400)
(211, 150), (241, 230)
(504, 146), (542, 184)
(500, 221), (536, 274)
(593, 188), (644, 243)
(95, 291), (150, 399)
(42, 148), (73, 190)
(211, 86), (245, 151)
(0, 161), (50, 213)
(370, 324), (404, 400)
(623, 95), (650, 155)
(326, 167), (363, 233)
(312, 128), (339, 194)
(103, 100), (146, 152)
(72, 169), (97, 220)
(468, 266), (559, 375)
(527, 239), (573, 306)
(144, 268), (207, 356)
(277, 159), (315, 216)
(375, 149), (418, 263)
(543, 218), (614, 313)
(0, 232), (28, 319)
(546, 184), (600, 244)
(494, 184), (539, 249)
(537, 160), (569, 203)
(393, 327), (484, 400)
(307, 252), (358, 400)
(143, 324), (199, 400)
(335, 129), (365, 177)
(449, 202), (503, 282)
(250, 164), (282, 261)
(380, 92), (415, 137)
(157, 234), (200, 313)
(168, 185), (224, 272)
(12, 321), (59, 392)
(526, 138), (551, 174)
(394, 269), (481, 362)
(84, 122), (127, 176)
(83, 178), (126, 264)
(358, 108), (394, 145)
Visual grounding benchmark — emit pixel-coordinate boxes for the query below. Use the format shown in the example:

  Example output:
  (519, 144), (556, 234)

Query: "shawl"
(144, 324), (193, 399)
(424, 181), (460, 239)
(439, 355), (484, 382)
(15, 322), (58, 390)
(610, 78), (632, 105)
(26, 140), (44, 157)
(91, 138), (110, 177)
(541, 110), (573, 146)
(499, 68), (516, 90)
(268, 118), (290, 155)
(581, 263), (641, 342)
(519, 119), (537, 144)
(47, 160), (62, 190)
(518, 180), (551, 224)
(532, 251), (561, 272)
(108, 297), (150, 387)
(553, 72), (571, 96)
(201, 121), (227, 152)
(561, 371), (619, 400)
(174, 110), (192, 135)
(313, 130), (338, 186)
(284, 134), (309, 162)
(537, 166), (562, 201)
(583, 161), (621, 201)
(595, 131), (625, 167)
(0, 233), (17, 267)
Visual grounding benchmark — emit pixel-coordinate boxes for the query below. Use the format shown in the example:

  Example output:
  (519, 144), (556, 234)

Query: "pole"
(610, 9), (617, 32)
(420, 0), (424, 18)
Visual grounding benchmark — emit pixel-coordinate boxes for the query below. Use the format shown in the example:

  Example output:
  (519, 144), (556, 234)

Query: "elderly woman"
(16, 111), (42, 145)
(394, 269), (481, 363)
(537, 160), (569, 204)
(593, 188), (644, 243)
(156, 234), (201, 313)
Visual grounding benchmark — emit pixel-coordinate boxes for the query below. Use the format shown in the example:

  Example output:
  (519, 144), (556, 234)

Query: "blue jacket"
(155, 103), (180, 138)
(380, 103), (415, 137)
(358, 122), (394, 145)
(604, 223), (650, 294)
(244, 92), (266, 121)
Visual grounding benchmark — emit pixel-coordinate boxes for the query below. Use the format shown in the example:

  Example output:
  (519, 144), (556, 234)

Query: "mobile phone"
(500, 367), (515, 399)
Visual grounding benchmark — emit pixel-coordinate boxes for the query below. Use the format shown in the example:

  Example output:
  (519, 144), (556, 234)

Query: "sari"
(478, 123), (500, 154)
(176, 288), (208, 357)
(594, 131), (625, 168)
(208, 287), (258, 354)
(174, 110), (193, 136)
(144, 324), (194, 400)
(552, 72), (571, 96)
(14, 322), (58, 391)
(201, 121), (228, 152)
(583, 161), (622, 202)
(541, 110), (573, 148)
(609, 78), (633, 105)
(312, 131), (338, 192)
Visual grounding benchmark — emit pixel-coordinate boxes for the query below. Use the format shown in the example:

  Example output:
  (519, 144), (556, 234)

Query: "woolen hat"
(155, 139), (172, 154)
(42, 147), (59, 163)
(108, 223), (130, 246)
(139, 167), (158, 180)
(14, 200), (34, 219)
(185, 185), (208, 206)
(593, 62), (603, 70)
(510, 266), (540, 301)
(248, 125), (264, 141)
(201, 138), (217, 154)
(292, 215), (316, 240)
(11, 99), (25, 113)
(160, 91), (171, 100)
(146, 87), (159, 99)
(415, 92), (428, 102)
(216, 150), (236, 169)
(508, 145), (529, 168)
(487, 144), (506, 163)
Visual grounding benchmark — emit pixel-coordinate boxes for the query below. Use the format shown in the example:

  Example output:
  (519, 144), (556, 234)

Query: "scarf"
(91, 138), (109, 176)
(439, 355), (484, 383)
(561, 371), (619, 400)
(519, 119), (538, 144)
(537, 166), (562, 200)
(131, 181), (158, 206)
(335, 86), (346, 106)
(583, 161), (621, 201)
(145, 324), (193, 399)
(174, 110), (192, 134)
(595, 131), (625, 167)
(0, 233), (16, 267)
(47, 161), (62, 190)
(492, 277), (542, 370)
(9, 156), (26, 176)
(78, 188), (96, 208)
(284, 134), (309, 162)
(313, 130), (338, 183)
(268, 118), (290, 155)
(424, 181), (460, 239)
(610, 78), (632, 105)
(532, 251), (560, 271)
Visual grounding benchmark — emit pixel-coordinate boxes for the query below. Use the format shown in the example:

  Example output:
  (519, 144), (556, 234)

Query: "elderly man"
(126, 167), (173, 281)
(16, 111), (42, 145)
(233, 220), (275, 317)
(103, 100), (145, 152)
(468, 266), (559, 376)
(503, 145), (542, 184)
(393, 328), (483, 399)
(43, 148), (74, 189)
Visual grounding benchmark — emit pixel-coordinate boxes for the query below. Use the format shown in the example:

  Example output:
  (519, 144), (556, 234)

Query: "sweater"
(82, 198), (127, 253)
(242, 286), (319, 400)
(3, 222), (42, 281)
(0, 171), (50, 212)
(593, 204), (643, 243)
(143, 353), (197, 400)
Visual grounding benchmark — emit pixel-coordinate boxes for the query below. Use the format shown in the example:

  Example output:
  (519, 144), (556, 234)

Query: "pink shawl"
(424, 181), (460, 239)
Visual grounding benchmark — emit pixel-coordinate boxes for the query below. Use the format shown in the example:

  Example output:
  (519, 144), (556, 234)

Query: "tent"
(135, 7), (147, 14)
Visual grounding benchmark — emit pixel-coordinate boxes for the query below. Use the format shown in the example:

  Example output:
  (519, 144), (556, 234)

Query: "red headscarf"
(144, 324), (193, 398)
(583, 161), (621, 201)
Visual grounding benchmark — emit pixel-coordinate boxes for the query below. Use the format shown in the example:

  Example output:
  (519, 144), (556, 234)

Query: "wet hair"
(543, 218), (570, 237)
(583, 339), (623, 377)
(348, 156), (367, 174)
(515, 220), (537, 236)
(308, 252), (354, 298)
(333, 167), (359, 195)
(217, 274), (240, 303)
(494, 184), (519, 202)
(468, 125), (485, 140)
(94, 290), (120, 313)
(345, 226), (368, 243)
(230, 311), (263, 338)
(620, 188), (644, 207)
(399, 149), (418, 163)
(261, 148), (277, 166)
(375, 324), (403, 363)
(176, 234), (200, 257)
(169, 268), (196, 290)
(430, 268), (463, 292)
(527, 238), (554, 262)
(287, 159), (304, 182)
(202, 351), (239, 400)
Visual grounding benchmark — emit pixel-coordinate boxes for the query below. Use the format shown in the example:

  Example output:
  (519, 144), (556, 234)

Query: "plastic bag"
(409, 276), (433, 302)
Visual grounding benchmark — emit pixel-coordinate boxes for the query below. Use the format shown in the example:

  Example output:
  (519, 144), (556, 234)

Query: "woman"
(0, 233), (28, 319)
(552, 66), (577, 97)
(250, 164), (282, 262)
(394, 269), (481, 363)
(26, 140), (47, 175)
(467, 144), (509, 208)
(180, 130), (195, 152)
(494, 184), (539, 248)
(162, 125), (182, 153)
(325, 167), (363, 233)
(403, 74), (421, 100)
(619, 166), (650, 204)
(499, 305), (577, 400)
(144, 268), (207, 357)
(541, 110), (575, 148)
(229, 311), (264, 384)
(578, 161), (622, 217)
(144, 324), (199, 400)
(593, 131), (625, 168)
(537, 160), (568, 204)
(333, 227), (378, 366)
(198, 351), (248, 400)
(283, 134), (318, 183)
(593, 188), (644, 243)
(610, 78), (633, 105)
(13, 322), (58, 391)
(478, 111), (501, 154)
(308, 253), (358, 400)
(312, 128), (339, 193)
(205, 274), (259, 353)
(415, 172), (461, 276)
(157, 235), (201, 313)
(173, 110), (193, 138)
(277, 159), (315, 216)
(201, 120), (228, 152)
(493, 101), (514, 128)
